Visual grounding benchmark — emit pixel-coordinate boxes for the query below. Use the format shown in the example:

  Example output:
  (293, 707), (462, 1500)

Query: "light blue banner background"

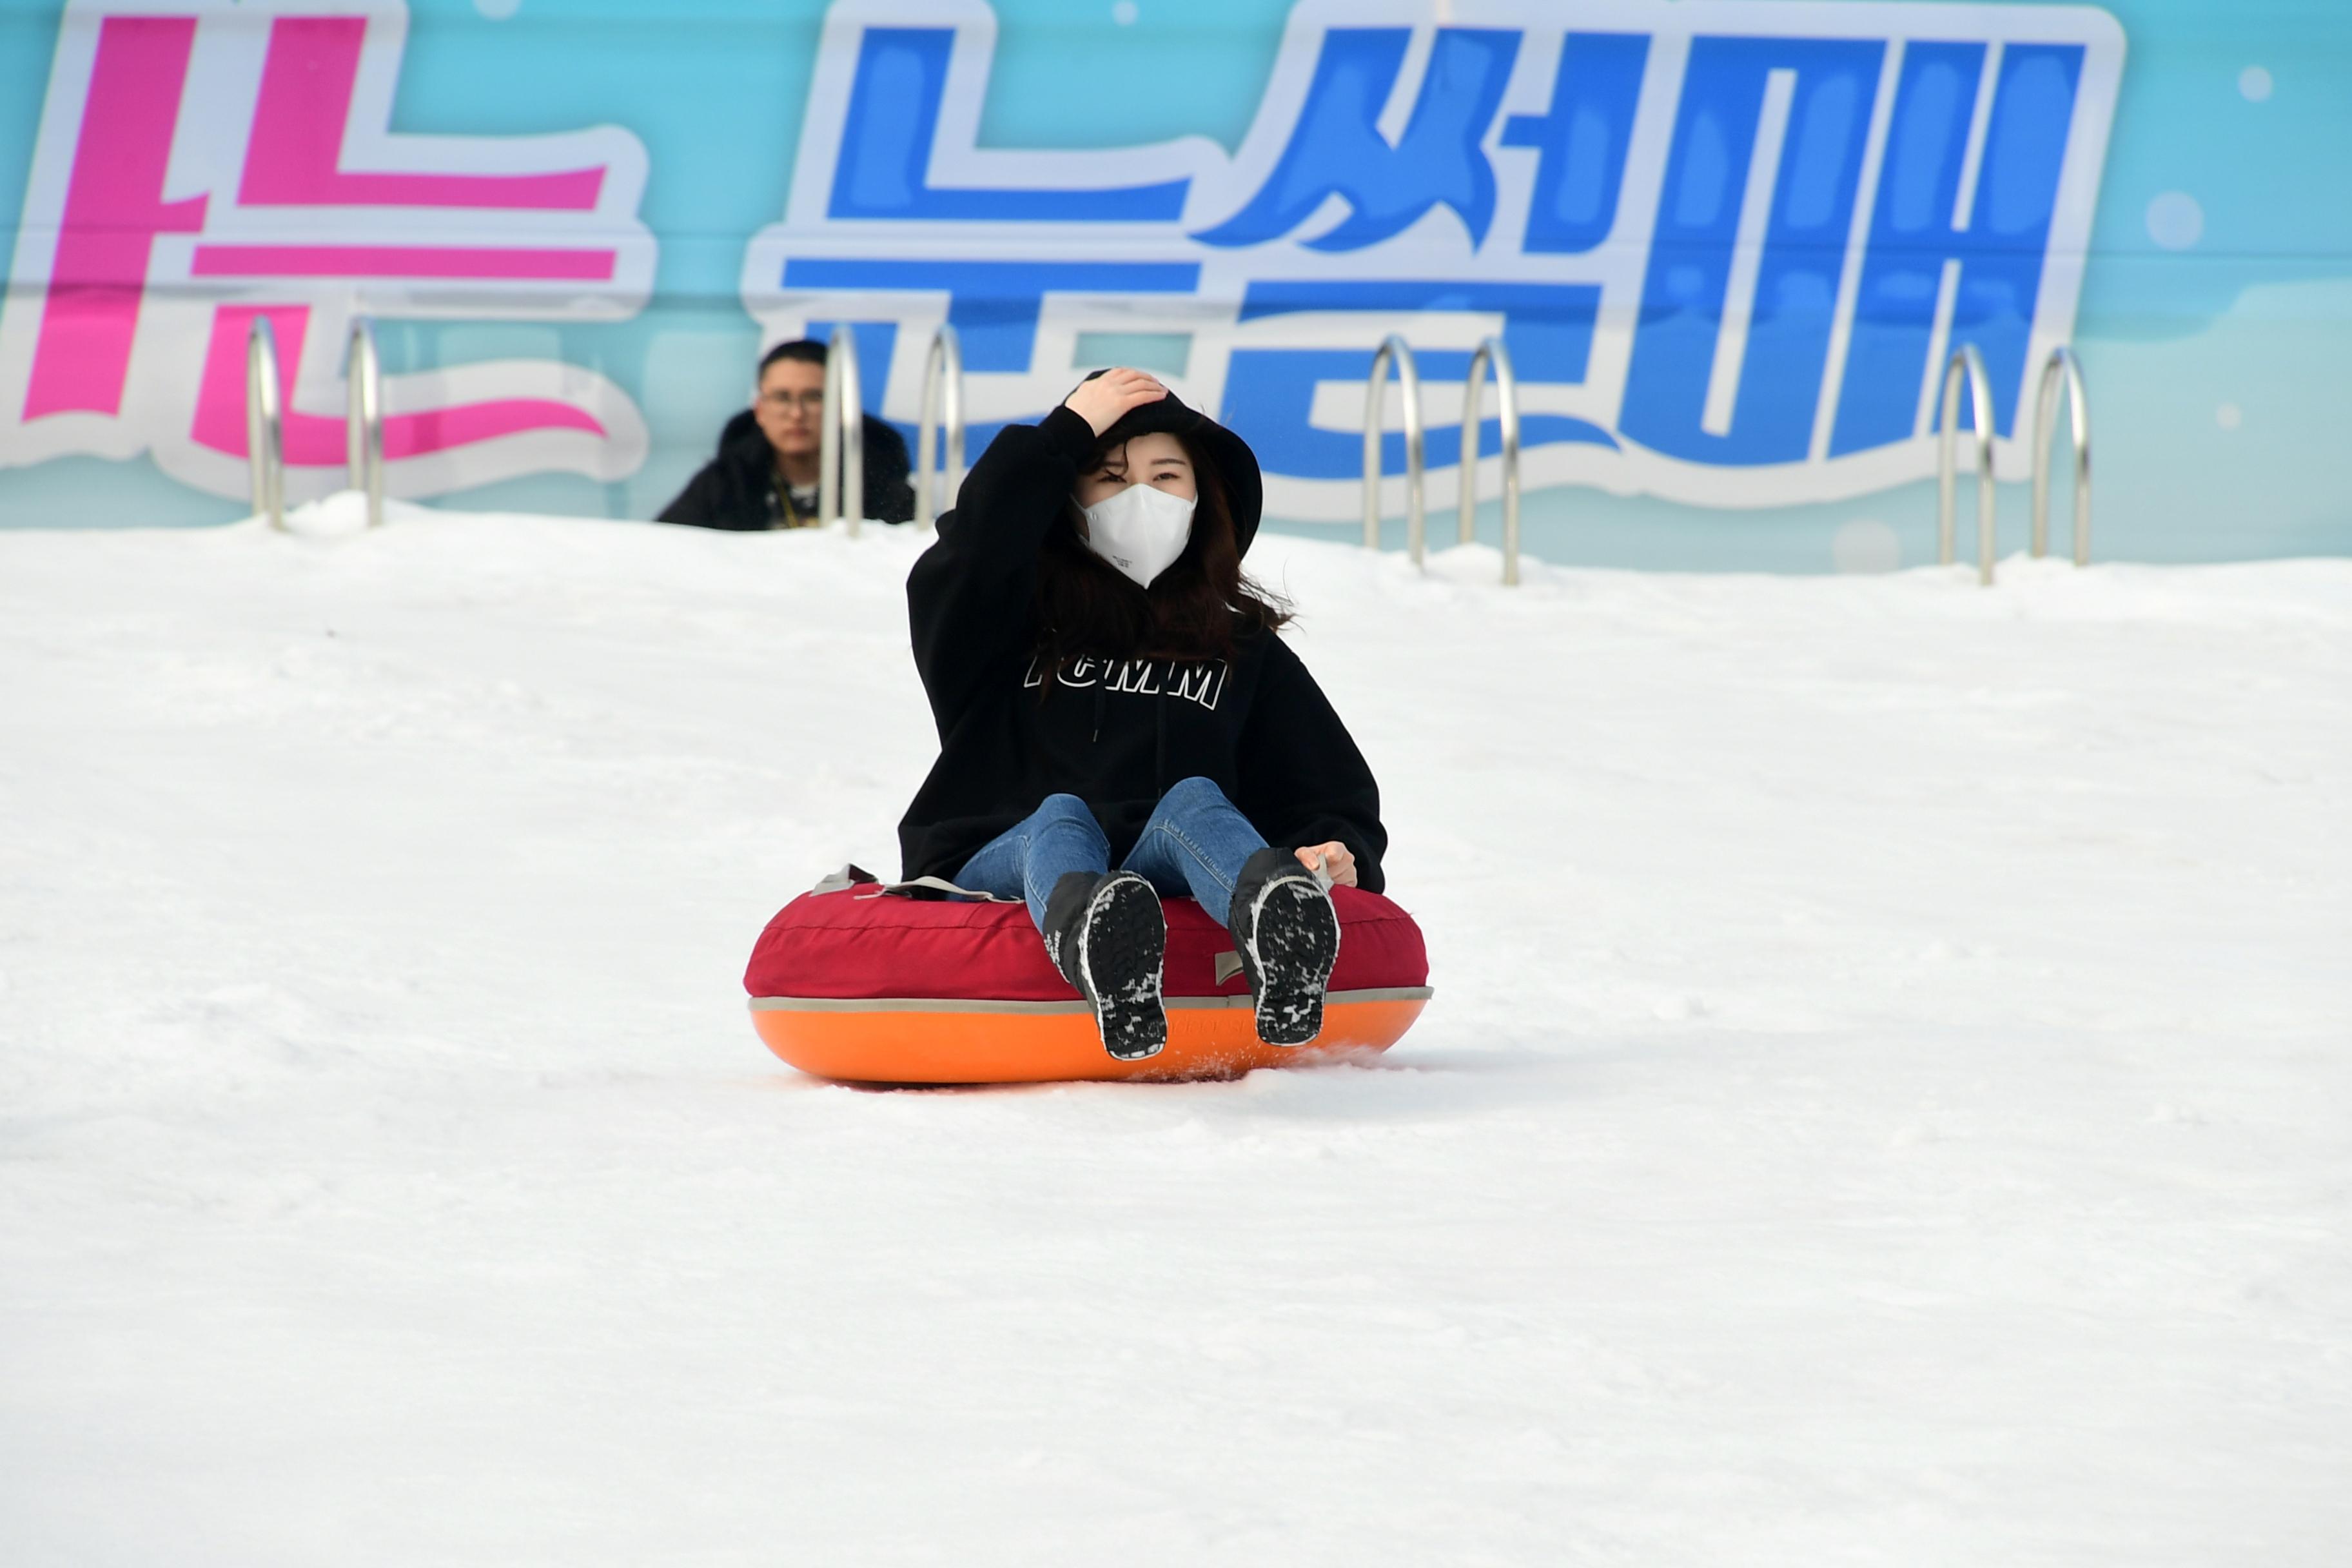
(0, 0), (2345, 570)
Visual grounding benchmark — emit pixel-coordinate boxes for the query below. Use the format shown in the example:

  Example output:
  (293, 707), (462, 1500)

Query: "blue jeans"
(955, 776), (1268, 933)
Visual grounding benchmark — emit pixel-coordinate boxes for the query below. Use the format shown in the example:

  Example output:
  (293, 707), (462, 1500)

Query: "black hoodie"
(897, 394), (1387, 894)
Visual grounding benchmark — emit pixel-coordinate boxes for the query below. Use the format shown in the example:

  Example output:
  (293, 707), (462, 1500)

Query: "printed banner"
(3, 0), (2124, 516)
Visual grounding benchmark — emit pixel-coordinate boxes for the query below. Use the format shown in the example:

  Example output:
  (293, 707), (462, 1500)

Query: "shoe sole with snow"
(1077, 874), (1167, 1061)
(1242, 877), (1340, 1047)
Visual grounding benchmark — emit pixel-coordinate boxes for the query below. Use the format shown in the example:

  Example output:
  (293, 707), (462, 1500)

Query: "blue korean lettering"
(1196, 28), (1522, 252)
(1225, 279), (1614, 478)
(1620, 36), (1883, 466)
(1499, 32), (1649, 254)
(828, 29), (1190, 222)
(756, 6), (2113, 504)
(783, 259), (1200, 376)
(1222, 348), (1621, 481)
(1237, 278), (1604, 384)
(1829, 41), (2082, 451)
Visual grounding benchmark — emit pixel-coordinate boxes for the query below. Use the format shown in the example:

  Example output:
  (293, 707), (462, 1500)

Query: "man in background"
(657, 339), (916, 529)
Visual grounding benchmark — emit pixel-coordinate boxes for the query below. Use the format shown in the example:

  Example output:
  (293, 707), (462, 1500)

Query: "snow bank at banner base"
(1, 502), (2347, 1566)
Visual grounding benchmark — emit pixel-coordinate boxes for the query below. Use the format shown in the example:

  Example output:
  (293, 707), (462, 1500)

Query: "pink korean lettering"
(0, 1), (656, 504)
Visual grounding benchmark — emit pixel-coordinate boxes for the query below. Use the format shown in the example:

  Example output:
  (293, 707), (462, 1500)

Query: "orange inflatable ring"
(743, 880), (1431, 1084)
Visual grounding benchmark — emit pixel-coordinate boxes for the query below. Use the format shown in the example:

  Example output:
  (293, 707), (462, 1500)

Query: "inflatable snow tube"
(744, 881), (1431, 1084)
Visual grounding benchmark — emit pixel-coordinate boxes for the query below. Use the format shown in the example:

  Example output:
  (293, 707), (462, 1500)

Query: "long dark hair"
(1032, 427), (1290, 672)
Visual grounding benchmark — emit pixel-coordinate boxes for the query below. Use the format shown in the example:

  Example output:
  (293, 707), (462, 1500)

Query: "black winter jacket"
(897, 400), (1387, 893)
(656, 409), (915, 529)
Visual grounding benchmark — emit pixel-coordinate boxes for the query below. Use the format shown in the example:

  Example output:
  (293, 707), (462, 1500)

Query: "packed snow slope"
(3, 499), (2348, 1566)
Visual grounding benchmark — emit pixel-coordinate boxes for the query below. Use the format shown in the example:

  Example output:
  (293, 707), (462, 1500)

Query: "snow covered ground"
(3, 498), (2347, 1565)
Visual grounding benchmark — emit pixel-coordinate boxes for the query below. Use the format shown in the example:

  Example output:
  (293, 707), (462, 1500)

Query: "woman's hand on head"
(1295, 841), (1358, 888)
(1064, 368), (1166, 436)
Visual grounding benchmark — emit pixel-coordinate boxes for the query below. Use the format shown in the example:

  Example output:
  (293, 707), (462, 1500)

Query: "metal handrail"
(1362, 335), (1427, 564)
(346, 315), (385, 529)
(914, 324), (965, 533)
(817, 324), (865, 537)
(246, 317), (286, 531)
(2032, 346), (2090, 566)
(1458, 336), (1522, 586)
(1936, 344), (1997, 586)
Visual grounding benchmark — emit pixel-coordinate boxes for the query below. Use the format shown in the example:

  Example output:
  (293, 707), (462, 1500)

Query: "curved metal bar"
(818, 325), (865, 536)
(1936, 344), (1998, 586)
(2032, 346), (2091, 567)
(914, 324), (965, 533)
(1458, 336), (1523, 586)
(246, 316), (285, 531)
(1361, 335), (1426, 564)
(346, 315), (386, 529)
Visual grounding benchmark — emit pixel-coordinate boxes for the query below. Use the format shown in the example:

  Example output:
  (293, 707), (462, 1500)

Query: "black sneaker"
(1042, 870), (1167, 1061)
(1228, 847), (1342, 1047)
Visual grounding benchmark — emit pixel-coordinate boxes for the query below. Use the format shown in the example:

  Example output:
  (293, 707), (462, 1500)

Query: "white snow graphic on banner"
(743, 0), (2124, 518)
(0, 0), (655, 504)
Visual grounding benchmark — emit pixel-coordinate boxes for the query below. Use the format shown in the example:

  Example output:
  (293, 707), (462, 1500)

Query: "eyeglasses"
(760, 391), (827, 413)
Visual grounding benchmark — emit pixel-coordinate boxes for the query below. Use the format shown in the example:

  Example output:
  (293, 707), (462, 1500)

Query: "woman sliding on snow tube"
(898, 367), (1387, 1061)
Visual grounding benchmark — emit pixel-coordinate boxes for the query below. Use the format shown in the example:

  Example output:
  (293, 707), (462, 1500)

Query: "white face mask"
(1079, 482), (1197, 588)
